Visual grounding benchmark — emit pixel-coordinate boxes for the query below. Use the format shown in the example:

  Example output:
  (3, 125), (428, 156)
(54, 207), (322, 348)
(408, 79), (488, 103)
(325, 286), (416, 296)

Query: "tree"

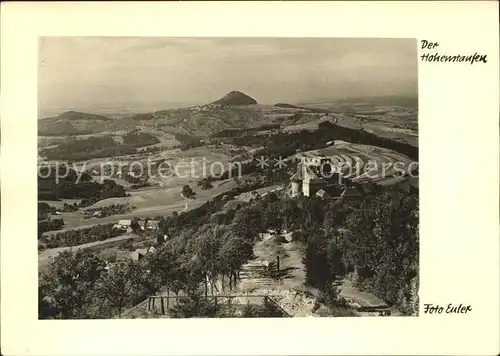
(169, 293), (217, 318)
(217, 233), (252, 290)
(39, 250), (105, 319)
(326, 235), (345, 281)
(303, 230), (331, 288)
(181, 185), (195, 199)
(145, 246), (178, 293)
(134, 258), (162, 296)
(197, 179), (213, 190)
(232, 207), (262, 242)
(264, 202), (283, 234)
(193, 225), (224, 297)
(280, 199), (301, 231)
(94, 261), (141, 317)
(130, 217), (141, 233)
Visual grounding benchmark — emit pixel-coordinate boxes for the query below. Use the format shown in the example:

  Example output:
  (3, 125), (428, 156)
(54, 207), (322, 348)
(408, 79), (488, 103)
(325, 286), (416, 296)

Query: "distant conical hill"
(211, 91), (258, 106)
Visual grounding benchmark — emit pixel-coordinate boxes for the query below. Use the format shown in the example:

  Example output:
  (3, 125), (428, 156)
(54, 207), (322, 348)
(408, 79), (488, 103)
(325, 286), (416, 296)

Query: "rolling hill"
(39, 111), (137, 136)
(38, 92), (418, 148)
(39, 92), (266, 137)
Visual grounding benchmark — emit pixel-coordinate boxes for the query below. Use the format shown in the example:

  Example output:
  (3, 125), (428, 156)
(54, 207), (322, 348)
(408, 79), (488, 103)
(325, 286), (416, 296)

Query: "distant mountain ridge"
(38, 92), (418, 138)
(296, 95), (418, 108)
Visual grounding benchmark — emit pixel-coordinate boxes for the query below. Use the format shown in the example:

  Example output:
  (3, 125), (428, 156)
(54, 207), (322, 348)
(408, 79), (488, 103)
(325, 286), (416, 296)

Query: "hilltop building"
(288, 151), (371, 200)
(290, 153), (337, 197)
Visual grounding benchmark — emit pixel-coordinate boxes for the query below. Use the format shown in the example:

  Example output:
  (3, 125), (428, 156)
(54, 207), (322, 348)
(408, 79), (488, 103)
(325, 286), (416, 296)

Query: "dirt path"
(232, 233), (319, 316)
(338, 277), (403, 316)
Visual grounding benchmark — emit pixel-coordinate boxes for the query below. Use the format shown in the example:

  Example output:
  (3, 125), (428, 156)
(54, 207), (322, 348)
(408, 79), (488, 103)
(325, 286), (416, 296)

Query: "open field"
(39, 144), (241, 235)
(42, 178), (239, 233)
(333, 114), (418, 146)
(276, 108), (417, 147)
(38, 233), (135, 273)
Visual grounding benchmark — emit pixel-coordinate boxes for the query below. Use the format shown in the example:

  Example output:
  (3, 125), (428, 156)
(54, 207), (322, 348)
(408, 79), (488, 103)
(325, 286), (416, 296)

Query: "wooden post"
(160, 297), (165, 315)
(152, 297), (155, 309)
(215, 296), (218, 309)
(148, 297), (151, 311)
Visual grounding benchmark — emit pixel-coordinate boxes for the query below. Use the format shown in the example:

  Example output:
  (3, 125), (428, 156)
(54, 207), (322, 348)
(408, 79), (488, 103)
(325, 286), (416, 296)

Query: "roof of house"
(290, 163), (327, 183)
(135, 248), (148, 256)
(316, 189), (327, 197)
(129, 251), (140, 261)
(139, 220), (159, 226)
(341, 185), (364, 198)
(116, 251), (133, 261)
(126, 249), (149, 261)
(118, 219), (132, 226)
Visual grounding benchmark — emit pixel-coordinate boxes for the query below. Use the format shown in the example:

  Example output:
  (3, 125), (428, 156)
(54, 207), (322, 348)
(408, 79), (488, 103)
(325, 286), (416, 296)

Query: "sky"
(39, 37), (418, 114)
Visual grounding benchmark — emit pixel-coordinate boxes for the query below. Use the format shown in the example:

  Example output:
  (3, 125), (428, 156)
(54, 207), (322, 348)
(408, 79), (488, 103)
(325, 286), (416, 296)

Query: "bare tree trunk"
(204, 274), (208, 300)
(209, 278), (213, 297)
(212, 278), (219, 294)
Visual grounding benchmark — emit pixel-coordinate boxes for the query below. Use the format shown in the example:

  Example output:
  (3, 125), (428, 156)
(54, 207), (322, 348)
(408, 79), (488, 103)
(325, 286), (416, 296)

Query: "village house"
(114, 219), (132, 231)
(113, 219), (160, 232)
(140, 220), (160, 231)
(115, 248), (150, 262)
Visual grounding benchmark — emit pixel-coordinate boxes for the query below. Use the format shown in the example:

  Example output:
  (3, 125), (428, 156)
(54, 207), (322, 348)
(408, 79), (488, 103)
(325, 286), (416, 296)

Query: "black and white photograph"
(37, 37), (419, 319)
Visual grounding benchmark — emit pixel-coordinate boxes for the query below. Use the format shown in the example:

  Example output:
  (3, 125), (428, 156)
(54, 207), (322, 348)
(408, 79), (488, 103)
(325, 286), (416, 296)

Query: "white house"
(114, 219), (132, 231)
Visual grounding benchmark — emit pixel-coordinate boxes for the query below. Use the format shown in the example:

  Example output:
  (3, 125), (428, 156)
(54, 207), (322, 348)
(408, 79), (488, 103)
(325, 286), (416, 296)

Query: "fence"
(147, 294), (290, 317)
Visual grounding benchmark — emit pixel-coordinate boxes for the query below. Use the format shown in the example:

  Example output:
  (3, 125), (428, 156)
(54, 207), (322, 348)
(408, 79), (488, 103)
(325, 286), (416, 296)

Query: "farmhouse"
(131, 249), (149, 261)
(140, 220), (160, 231)
(113, 219), (160, 231)
(114, 219), (132, 231)
(116, 248), (150, 262)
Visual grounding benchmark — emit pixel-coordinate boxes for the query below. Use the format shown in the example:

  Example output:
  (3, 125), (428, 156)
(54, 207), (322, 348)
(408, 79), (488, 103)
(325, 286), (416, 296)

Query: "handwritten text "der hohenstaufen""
(420, 40), (487, 64)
